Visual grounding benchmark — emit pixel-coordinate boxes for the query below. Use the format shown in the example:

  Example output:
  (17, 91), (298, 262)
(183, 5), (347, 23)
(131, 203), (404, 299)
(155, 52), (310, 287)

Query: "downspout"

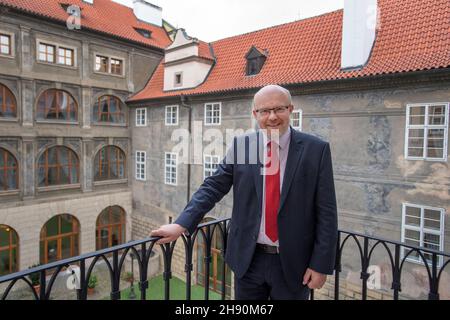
(180, 94), (192, 205)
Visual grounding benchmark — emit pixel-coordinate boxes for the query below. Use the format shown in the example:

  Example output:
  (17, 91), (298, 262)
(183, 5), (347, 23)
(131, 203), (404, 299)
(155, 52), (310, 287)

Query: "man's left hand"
(302, 268), (327, 289)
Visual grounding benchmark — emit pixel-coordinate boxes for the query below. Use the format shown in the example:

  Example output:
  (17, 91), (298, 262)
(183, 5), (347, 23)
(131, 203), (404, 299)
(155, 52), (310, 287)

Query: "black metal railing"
(0, 218), (449, 300)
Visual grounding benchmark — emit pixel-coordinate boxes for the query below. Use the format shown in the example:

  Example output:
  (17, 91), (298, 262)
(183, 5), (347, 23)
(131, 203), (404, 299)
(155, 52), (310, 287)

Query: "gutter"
(180, 94), (192, 206)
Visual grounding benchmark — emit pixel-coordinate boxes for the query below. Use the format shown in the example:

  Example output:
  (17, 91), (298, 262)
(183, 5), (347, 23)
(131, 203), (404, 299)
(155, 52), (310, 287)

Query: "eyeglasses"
(254, 105), (291, 117)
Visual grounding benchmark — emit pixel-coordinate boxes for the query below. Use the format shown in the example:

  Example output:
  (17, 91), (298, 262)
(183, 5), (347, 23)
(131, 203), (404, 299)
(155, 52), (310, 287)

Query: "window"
(37, 146), (79, 187)
(95, 55), (108, 73)
(40, 214), (79, 265)
(38, 41), (76, 67)
(0, 225), (19, 276)
(0, 148), (18, 191)
(136, 108), (147, 127)
(96, 206), (126, 250)
(58, 47), (74, 66)
(174, 72), (183, 87)
(110, 58), (123, 75)
(245, 46), (267, 76)
(401, 203), (445, 267)
(135, 151), (146, 181)
(94, 146), (126, 181)
(164, 152), (177, 185)
(38, 43), (56, 63)
(291, 110), (302, 131)
(93, 95), (126, 124)
(165, 105), (178, 126)
(405, 103), (449, 161)
(134, 27), (152, 39)
(0, 83), (17, 118)
(0, 34), (11, 56)
(95, 55), (124, 75)
(205, 103), (221, 126)
(203, 154), (220, 180)
(37, 89), (78, 121)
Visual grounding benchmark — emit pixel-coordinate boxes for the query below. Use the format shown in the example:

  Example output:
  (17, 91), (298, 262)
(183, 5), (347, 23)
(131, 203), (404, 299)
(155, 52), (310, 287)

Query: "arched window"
(197, 218), (232, 298)
(94, 146), (126, 181)
(0, 83), (17, 118)
(0, 225), (19, 276)
(40, 214), (79, 264)
(0, 148), (18, 191)
(93, 95), (125, 124)
(96, 206), (126, 250)
(37, 89), (78, 121)
(37, 146), (79, 187)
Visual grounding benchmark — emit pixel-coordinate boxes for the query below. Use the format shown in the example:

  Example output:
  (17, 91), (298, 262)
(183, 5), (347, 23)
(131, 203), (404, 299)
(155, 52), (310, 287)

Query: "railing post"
(162, 243), (173, 301)
(220, 220), (229, 300)
(77, 260), (87, 300)
(204, 225), (212, 301)
(392, 244), (401, 300)
(184, 235), (193, 301)
(360, 237), (369, 300)
(428, 253), (440, 300)
(334, 231), (341, 300)
(110, 250), (121, 300)
(140, 243), (149, 300)
(39, 270), (46, 300)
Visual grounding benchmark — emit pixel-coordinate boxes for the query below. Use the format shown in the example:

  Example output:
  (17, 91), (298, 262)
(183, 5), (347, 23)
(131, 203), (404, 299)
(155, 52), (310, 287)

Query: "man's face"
(252, 89), (293, 137)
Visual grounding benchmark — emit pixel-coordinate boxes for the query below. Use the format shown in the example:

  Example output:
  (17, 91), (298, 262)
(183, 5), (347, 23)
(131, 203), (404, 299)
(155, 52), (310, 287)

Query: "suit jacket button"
(253, 235), (257, 240)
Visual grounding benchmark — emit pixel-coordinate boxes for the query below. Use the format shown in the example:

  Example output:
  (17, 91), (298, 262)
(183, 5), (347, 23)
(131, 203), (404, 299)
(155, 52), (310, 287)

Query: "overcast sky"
(113, 0), (344, 42)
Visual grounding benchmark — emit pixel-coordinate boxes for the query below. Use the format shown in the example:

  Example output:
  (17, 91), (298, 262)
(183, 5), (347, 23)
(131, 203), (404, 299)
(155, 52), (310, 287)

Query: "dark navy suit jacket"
(176, 128), (338, 292)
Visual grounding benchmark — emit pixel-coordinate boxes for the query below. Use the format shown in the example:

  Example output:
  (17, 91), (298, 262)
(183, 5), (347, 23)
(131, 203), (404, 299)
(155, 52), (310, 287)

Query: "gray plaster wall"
(131, 83), (450, 254)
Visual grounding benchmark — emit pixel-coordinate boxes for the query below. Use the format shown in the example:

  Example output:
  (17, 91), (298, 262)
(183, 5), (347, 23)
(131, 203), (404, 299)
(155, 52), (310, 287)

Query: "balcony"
(1, 218), (449, 300)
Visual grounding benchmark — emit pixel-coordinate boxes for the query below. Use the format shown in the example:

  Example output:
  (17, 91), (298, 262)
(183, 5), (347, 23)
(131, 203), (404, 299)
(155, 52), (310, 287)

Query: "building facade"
(128, 0), (450, 299)
(0, 0), (170, 275)
(0, 0), (449, 300)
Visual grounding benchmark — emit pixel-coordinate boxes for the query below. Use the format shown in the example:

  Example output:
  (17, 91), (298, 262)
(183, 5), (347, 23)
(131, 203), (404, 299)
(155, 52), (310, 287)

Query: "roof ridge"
(210, 8), (343, 44)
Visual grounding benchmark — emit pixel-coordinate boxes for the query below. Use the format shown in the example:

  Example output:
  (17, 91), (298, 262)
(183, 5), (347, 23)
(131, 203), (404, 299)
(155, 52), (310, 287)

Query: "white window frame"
(135, 151), (146, 181)
(136, 108), (147, 127)
(164, 152), (177, 186)
(405, 103), (449, 162)
(203, 154), (220, 180)
(401, 203), (445, 268)
(165, 105), (179, 126)
(291, 109), (302, 131)
(204, 102), (221, 126)
(36, 39), (77, 68)
(0, 31), (14, 58)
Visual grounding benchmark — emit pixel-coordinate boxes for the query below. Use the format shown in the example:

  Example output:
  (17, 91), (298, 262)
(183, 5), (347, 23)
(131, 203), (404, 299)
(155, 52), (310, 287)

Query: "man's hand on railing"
(150, 224), (187, 245)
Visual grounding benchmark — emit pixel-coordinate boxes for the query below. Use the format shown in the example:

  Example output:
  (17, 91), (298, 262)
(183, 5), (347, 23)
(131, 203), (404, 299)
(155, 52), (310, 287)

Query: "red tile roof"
(129, 0), (450, 101)
(197, 40), (214, 61)
(0, 0), (171, 50)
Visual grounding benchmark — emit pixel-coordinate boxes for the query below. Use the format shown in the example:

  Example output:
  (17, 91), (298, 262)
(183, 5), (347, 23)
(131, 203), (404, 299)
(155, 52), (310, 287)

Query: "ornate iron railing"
(0, 218), (449, 300)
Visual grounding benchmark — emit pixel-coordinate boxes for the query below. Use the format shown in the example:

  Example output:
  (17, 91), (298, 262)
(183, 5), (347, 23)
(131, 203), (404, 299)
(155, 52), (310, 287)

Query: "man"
(151, 85), (338, 300)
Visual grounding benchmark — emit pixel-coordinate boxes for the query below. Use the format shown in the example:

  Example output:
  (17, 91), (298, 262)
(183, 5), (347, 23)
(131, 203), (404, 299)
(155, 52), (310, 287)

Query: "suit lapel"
(251, 132), (263, 214)
(279, 129), (304, 214)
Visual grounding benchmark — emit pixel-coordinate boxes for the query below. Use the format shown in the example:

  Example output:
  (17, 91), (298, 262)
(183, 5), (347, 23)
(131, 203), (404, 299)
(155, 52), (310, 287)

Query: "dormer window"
(134, 28), (152, 39)
(174, 72), (183, 87)
(245, 46), (267, 76)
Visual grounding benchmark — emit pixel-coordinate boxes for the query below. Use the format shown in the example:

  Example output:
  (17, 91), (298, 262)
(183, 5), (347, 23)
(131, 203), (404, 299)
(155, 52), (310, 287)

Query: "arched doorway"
(40, 214), (80, 264)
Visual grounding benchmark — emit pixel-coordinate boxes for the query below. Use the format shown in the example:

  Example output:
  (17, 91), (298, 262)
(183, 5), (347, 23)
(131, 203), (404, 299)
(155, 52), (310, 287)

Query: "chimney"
(133, 0), (162, 27)
(341, 0), (378, 69)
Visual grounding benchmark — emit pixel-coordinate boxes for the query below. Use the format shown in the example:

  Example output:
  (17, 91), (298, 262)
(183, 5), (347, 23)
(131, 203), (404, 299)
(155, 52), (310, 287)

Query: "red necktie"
(265, 141), (280, 242)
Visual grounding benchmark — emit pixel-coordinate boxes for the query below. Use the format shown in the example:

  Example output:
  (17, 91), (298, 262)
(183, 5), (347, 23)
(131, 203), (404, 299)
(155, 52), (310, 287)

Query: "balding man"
(151, 85), (338, 300)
